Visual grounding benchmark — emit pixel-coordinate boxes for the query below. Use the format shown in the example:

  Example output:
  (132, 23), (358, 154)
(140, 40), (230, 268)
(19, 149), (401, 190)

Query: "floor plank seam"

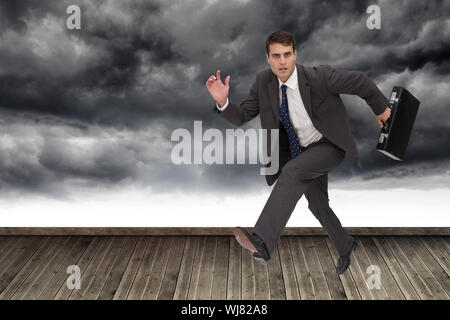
(0, 235), (448, 301)
(411, 236), (449, 299)
(4, 236), (53, 300)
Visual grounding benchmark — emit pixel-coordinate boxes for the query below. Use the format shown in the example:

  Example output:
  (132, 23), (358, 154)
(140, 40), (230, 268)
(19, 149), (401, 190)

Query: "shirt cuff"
(216, 98), (229, 111)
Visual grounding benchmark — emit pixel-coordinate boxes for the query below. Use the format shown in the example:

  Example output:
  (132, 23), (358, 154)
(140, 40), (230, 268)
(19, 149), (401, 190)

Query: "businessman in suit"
(206, 31), (391, 274)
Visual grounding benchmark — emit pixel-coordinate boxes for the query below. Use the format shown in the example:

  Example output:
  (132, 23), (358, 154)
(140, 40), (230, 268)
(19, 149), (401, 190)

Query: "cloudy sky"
(0, 0), (449, 225)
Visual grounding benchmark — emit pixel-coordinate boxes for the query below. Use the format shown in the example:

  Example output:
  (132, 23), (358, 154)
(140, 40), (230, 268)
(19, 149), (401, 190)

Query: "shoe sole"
(253, 255), (268, 265)
(233, 228), (259, 254)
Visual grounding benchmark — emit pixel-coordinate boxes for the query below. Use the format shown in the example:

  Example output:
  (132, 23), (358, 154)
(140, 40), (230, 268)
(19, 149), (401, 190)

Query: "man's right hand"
(376, 106), (392, 128)
(205, 69), (230, 107)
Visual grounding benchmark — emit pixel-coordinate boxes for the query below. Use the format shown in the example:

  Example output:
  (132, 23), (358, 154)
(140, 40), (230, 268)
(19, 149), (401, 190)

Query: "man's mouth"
(279, 67), (288, 71)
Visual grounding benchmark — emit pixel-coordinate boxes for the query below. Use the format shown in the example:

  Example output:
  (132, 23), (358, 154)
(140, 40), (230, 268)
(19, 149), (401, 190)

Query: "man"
(205, 30), (391, 274)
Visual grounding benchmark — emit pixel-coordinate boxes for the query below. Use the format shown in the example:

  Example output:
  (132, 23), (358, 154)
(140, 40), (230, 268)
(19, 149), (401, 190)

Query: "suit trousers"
(253, 137), (354, 259)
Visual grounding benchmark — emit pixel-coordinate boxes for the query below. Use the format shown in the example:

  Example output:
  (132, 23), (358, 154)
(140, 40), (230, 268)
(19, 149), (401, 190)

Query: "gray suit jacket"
(212, 64), (388, 186)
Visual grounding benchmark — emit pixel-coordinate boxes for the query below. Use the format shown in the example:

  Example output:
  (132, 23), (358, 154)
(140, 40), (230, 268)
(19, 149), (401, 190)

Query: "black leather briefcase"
(376, 86), (420, 161)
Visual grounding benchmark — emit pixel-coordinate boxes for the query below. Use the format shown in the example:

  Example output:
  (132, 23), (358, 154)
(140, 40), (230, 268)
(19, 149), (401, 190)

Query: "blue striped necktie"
(280, 84), (301, 159)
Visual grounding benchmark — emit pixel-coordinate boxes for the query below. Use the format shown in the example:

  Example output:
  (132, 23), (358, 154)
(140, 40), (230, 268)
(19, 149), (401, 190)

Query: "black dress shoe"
(233, 227), (269, 264)
(336, 240), (358, 275)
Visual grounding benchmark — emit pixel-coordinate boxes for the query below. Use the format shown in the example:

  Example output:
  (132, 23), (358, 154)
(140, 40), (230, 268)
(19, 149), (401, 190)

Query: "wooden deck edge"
(0, 227), (448, 236)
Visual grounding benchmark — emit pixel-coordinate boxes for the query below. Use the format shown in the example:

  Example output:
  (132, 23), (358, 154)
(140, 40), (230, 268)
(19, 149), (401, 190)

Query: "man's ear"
(266, 53), (270, 63)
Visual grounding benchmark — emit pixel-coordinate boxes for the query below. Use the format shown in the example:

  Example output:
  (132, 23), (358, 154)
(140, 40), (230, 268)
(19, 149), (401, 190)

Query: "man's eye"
(285, 53), (291, 57)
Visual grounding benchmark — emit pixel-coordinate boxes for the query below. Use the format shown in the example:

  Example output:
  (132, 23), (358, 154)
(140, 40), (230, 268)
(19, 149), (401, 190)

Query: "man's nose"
(280, 57), (286, 65)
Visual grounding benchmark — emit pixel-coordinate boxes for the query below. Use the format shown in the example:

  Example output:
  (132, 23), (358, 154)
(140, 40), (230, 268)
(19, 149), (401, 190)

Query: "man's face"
(266, 42), (297, 82)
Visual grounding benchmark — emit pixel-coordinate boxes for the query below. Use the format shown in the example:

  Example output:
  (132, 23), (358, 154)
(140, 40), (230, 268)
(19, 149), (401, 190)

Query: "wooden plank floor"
(0, 235), (448, 300)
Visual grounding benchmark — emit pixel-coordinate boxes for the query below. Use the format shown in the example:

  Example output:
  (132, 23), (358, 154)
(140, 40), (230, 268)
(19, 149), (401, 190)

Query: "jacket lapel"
(267, 65), (314, 124)
(267, 73), (280, 124)
(297, 64), (312, 120)
(296, 64), (313, 119)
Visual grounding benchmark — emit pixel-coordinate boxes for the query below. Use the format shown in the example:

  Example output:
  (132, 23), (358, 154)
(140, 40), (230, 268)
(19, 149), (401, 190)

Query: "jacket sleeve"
(211, 76), (260, 126)
(320, 65), (388, 116)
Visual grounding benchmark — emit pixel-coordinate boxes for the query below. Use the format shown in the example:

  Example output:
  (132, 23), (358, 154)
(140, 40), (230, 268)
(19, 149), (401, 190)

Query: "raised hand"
(205, 69), (230, 107)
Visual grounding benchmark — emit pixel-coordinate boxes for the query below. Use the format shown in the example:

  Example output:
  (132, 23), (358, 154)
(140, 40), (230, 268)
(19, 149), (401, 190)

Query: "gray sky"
(0, 0), (449, 198)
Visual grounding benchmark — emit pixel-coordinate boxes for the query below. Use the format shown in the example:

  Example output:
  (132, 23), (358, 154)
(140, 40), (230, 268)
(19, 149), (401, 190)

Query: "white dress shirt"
(216, 66), (323, 147)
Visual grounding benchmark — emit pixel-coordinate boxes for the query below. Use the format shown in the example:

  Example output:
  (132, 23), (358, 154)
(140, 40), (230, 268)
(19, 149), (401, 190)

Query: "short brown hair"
(265, 30), (296, 55)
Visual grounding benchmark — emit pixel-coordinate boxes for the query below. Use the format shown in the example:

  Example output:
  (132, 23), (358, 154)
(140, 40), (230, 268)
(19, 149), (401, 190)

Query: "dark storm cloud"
(0, 110), (265, 198)
(0, 0), (449, 197)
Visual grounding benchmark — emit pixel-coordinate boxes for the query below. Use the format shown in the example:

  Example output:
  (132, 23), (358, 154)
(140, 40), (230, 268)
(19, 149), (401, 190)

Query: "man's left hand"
(375, 107), (391, 128)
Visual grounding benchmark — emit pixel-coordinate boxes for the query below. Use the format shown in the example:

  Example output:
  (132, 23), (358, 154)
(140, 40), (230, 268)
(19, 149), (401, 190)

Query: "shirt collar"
(278, 65), (298, 90)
